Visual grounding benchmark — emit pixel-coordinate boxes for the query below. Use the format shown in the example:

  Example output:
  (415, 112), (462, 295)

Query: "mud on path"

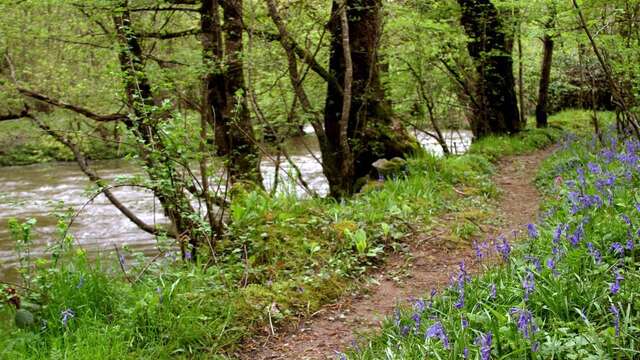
(238, 147), (556, 360)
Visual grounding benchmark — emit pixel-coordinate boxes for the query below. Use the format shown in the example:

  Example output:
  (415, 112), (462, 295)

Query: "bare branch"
(0, 106), (29, 122)
(27, 114), (163, 237)
(138, 28), (201, 39)
(17, 87), (127, 122)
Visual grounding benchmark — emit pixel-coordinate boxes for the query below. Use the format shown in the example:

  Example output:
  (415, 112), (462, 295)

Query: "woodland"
(0, 0), (639, 359)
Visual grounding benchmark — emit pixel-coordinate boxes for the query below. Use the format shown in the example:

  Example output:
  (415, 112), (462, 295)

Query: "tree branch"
(138, 28), (201, 39)
(0, 106), (29, 122)
(27, 114), (163, 237)
(17, 87), (127, 122)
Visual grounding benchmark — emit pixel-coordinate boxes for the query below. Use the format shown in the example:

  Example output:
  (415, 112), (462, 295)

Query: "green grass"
(0, 113), (564, 359)
(340, 121), (640, 358)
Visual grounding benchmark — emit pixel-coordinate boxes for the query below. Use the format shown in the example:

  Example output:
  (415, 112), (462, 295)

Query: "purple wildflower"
(611, 242), (625, 256)
(401, 325), (410, 337)
(184, 251), (192, 261)
(531, 341), (540, 353)
(522, 270), (535, 301)
(626, 239), (635, 251)
(525, 255), (542, 272)
(546, 257), (558, 276)
(489, 283), (497, 300)
(495, 236), (511, 261)
(412, 312), (422, 331)
(587, 162), (602, 174)
(568, 224), (584, 247)
(553, 224), (565, 244)
(61, 308), (75, 327)
(610, 271), (624, 295)
(587, 243), (602, 264)
(475, 331), (492, 360)
(461, 315), (469, 329)
(473, 240), (488, 260)
(119, 254), (126, 267)
(610, 304), (620, 336)
(577, 168), (586, 187)
(335, 351), (347, 360)
(393, 308), (401, 327)
(527, 224), (539, 239)
(414, 298), (426, 313)
(425, 321), (450, 349)
(510, 307), (537, 339)
(463, 347), (469, 359)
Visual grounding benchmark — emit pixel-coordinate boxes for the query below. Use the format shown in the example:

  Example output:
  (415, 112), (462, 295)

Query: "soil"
(238, 147), (556, 360)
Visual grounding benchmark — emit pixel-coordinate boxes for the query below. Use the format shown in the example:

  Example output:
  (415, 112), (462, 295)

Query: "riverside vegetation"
(0, 116), (564, 359)
(1, 0), (640, 358)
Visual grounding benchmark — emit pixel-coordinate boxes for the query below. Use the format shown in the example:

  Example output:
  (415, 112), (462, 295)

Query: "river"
(0, 129), (471, 280)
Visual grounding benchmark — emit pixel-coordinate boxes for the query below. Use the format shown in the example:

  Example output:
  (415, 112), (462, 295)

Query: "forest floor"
(239, 146), (556, 360)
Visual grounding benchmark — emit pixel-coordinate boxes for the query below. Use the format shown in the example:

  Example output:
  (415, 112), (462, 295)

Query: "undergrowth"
(0, 115), (565, 359)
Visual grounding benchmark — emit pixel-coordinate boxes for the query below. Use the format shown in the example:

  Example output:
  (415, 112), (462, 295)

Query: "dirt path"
(239, 147), (555, 360)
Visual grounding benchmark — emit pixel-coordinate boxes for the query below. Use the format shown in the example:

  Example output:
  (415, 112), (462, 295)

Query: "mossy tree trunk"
(323, 0), (418, 198)
(201, 0), (263, 185)
(457, 0), (521, 138)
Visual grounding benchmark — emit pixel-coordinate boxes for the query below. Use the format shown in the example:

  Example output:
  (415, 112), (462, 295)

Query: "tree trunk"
(535, 34), (554, 128)
(201, 0), (263, 185)
(457, 0), (521, 138)
(323, 0), (417, 198)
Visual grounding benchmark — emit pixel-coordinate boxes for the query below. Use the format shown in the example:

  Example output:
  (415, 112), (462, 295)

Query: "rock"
(372, 157), (408, 179)
(15, 309), (34, 329)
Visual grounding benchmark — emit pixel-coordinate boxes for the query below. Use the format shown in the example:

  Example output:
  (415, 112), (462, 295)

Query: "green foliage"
(0, 120), (560, 358)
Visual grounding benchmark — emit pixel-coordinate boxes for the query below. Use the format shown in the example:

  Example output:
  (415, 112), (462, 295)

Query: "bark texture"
(457, 0), (521, 138)
(201, 0), (263, 184)
(323, 0), (418, 198)
(536, 34), (554, 128)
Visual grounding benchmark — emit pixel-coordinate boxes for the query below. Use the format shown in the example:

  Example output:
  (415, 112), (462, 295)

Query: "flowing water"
(0, 130), (471, 280)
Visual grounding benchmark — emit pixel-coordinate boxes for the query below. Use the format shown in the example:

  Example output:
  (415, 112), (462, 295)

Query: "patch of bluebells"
(347, 134), (640, 359)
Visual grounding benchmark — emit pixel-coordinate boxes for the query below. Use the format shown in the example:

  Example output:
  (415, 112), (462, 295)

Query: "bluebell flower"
(569, 224), (584, 247)
(334, 351), (347, 360)
(475, 331), (492, 360)
(587, 162), (602, 174)
(531, 341), (540, 353)
(610, 270), (624, 295)
(463, 347), (469, 359)
(414, 298), (426, 313)
(425, 321), (450, 349)
(510, 307), (537, 339)
(626, 239), (635, 251)
(587, 243), (602, 264)
(489, 283), (497, 300)
(610, 304), (620, 337)
(61, 308), (75, 327)
(527, 224), (539, 239)
(461, 315), (469, 329)
(546, 257), (558, 276)
(412, 312), (422, 332)
(401, 325), (410, 337)
(495, 236), (511, 261)
(552, 224), (565, 244)
(393, 308), (401, 327)
(611, 242), (624, 256)
(525, 255), (542, 272)
(522, 270), (535, 301)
